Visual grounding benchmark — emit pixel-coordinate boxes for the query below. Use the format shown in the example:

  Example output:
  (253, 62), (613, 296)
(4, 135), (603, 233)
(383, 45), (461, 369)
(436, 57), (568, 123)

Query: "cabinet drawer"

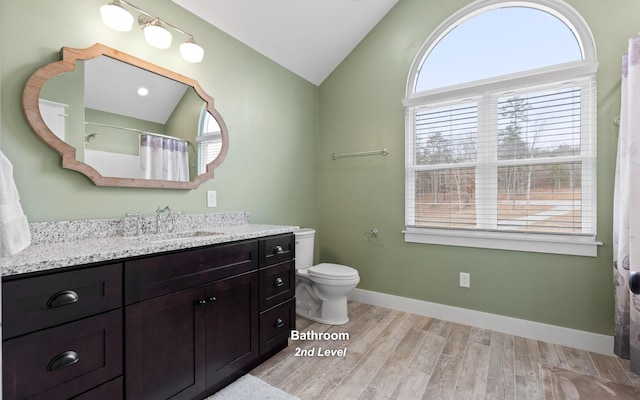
(125, 240), (259, 304)
(3, 309), (123, 400)
(259, 298), (295, 355)
(260, 234), (294, 268)
(259, 260), (295, 310)
(2, 263), (122, 339)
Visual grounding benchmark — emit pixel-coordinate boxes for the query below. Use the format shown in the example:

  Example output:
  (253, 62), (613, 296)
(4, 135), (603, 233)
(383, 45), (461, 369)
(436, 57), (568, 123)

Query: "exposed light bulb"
(100, 2), (134, 32)
(137, 87), (149, 96)
(180, 40), (204, 63)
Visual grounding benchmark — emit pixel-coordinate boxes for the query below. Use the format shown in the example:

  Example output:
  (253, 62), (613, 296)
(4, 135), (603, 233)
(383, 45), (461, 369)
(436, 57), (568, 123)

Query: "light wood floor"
(250, 301), (640, 400)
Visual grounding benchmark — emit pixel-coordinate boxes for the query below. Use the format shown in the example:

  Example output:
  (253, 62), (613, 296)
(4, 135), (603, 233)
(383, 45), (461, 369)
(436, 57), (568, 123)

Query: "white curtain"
(139, 134), (189, 182)
(613, 35), (640, 373)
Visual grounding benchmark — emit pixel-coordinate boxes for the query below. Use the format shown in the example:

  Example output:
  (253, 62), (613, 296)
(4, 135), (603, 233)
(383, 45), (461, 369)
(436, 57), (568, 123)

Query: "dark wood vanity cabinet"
(259, 234), (296, 355)
(124, 233), (295, 400)
(126, 274), (262, 400)
(124, 240), (261, 399)
(2, 263), (124, 400)
(3, 233), (295, 400)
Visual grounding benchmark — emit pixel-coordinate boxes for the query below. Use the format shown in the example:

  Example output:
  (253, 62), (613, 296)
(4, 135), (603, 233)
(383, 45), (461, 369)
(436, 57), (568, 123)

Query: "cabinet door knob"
(195, 299), (208, 306)
(46, 290), (79, 308)
(47, 350), (79, 371)
(207, 297), (217, 303)
(274, 318), (285, 328)
(274, 277), (285, 287)
(273, 245), (284, 255)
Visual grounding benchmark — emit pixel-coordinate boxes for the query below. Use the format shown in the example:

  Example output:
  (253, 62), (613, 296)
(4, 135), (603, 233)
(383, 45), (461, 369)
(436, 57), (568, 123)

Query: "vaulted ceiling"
(173, 0), (399, 86)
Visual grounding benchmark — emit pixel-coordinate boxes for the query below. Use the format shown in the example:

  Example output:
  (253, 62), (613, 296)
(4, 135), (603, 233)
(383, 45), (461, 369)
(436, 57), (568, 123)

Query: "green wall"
(1, 0), (635, 336)
(0, 0), (319, 229)
(317, 0), (638, 336)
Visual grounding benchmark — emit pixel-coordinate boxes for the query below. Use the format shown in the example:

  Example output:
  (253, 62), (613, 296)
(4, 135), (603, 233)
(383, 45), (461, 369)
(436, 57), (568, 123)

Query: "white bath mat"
(204, 374), (300, 400)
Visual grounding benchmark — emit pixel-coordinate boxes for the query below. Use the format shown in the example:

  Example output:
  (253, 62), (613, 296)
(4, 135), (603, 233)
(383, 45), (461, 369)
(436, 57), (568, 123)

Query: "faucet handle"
(156, 206), (172, 218)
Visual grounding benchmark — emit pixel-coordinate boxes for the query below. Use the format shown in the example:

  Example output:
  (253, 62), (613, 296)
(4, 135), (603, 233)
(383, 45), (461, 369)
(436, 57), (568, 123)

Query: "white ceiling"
(84, 56), (189, 124)
(173, 0), (399, 86)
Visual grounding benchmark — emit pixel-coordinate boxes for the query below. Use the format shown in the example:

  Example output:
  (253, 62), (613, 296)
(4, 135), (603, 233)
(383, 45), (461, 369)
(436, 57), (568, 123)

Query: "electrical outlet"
(207, 190), (217, 207)
(459, 272), (470, 288)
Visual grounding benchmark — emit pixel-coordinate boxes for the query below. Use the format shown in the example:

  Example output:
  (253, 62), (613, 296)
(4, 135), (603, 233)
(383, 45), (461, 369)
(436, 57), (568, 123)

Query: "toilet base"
(296, 296), (349, 326)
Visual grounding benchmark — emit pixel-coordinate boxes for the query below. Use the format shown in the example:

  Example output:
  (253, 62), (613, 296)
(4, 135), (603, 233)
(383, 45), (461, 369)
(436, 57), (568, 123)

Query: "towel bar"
(330, 148), (389, 160)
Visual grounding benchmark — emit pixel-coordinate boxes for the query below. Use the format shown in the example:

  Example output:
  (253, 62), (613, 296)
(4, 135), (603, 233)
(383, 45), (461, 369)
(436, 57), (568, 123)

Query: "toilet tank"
(294, 228), (315, 270)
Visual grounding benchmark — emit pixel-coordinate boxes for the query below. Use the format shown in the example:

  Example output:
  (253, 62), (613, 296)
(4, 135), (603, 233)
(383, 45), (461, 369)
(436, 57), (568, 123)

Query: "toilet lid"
(308, 263), (358, 280)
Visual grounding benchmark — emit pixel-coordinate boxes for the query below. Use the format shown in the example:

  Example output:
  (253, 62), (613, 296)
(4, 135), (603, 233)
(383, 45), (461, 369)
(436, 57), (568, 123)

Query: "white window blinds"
(197, 132), (222, 174)
(405, 77), (596, 237)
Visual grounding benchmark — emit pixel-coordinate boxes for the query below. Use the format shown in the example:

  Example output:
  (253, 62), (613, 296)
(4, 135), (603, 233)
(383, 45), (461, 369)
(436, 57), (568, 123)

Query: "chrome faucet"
(156, 206), (172, 233)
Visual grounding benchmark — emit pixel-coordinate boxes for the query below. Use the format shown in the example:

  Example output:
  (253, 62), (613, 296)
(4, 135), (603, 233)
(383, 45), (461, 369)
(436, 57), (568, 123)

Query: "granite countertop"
(0, 212), (299, 277)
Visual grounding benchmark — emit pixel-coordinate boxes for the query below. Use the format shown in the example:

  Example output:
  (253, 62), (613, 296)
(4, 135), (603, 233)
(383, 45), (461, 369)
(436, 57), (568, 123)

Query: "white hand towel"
(0, 150), (31, 257)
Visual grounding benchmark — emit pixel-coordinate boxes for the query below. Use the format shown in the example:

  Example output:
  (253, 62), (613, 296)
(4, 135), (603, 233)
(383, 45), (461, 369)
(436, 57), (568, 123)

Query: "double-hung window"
(403, 0), (599, 256)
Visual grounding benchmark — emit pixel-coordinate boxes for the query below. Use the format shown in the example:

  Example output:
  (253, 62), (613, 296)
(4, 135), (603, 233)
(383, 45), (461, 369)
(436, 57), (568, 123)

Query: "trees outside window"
(404, 0), (598, 256)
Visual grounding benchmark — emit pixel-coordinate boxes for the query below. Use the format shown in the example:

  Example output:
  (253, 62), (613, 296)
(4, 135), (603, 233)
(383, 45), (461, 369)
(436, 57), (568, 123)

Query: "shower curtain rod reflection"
(330, 148), (389, 160)
(84, 121), (188, 142)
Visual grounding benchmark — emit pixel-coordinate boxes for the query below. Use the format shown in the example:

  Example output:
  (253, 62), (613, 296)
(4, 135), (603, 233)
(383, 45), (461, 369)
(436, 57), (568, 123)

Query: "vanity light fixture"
(100, 0), (134, 32)
(140, 17), (172, 49)
(99, 0), (204, 63)
(179, 36), (205, 63)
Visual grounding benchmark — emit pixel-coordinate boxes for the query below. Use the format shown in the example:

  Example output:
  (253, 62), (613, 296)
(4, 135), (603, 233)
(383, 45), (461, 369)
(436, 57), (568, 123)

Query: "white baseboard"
(348, 288), (614, 356)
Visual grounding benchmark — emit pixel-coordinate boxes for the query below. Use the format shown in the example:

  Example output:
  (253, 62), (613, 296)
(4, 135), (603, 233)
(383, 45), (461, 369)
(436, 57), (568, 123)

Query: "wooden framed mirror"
(22, 43), (229, 189)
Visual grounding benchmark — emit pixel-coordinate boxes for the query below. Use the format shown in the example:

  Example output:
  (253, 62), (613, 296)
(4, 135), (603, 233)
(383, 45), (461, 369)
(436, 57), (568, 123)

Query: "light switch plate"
(459, 272), (470, 288)
(207, 190), (217, 207)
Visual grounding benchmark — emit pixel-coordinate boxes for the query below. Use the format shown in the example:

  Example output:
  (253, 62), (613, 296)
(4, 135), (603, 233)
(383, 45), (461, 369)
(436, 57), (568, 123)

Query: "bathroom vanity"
(0, 213), (297, 400)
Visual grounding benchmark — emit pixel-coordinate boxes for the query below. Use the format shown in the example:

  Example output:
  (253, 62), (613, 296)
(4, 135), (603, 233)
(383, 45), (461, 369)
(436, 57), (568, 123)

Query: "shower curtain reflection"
(139, 134), (190, 182)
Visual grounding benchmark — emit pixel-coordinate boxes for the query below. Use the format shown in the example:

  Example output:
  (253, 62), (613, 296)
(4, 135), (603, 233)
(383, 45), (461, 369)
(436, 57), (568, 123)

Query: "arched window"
(197, 106), (223, 175)
(403, 0), (598, 256)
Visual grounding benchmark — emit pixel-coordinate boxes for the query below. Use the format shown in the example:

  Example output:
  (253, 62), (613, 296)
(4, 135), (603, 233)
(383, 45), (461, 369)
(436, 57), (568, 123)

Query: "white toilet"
(294, 228), (360, 325)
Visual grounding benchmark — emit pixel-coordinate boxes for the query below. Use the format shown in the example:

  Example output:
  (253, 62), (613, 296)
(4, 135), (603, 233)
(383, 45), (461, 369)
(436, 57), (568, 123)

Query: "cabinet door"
(125, 286), (206, 400)
(204, 271), (259, 385)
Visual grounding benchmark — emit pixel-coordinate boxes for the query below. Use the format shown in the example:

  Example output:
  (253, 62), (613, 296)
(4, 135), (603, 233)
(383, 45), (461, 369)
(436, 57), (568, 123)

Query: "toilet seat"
(308, 263), (359, 280)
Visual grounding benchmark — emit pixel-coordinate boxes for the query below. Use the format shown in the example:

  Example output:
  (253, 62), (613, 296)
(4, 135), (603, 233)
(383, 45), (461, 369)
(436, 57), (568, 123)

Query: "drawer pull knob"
(274, 277), (285, 287)
(195, 297), (216, 306)
(47, 351), (79, 371)
(274, 318), (285, 328)
(273, 245), (284, 255)
(46, 290), (79, 308)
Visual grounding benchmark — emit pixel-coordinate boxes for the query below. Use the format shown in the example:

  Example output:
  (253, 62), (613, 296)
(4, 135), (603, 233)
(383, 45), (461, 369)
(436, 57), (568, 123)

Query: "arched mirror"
(22, 43), (229, 189)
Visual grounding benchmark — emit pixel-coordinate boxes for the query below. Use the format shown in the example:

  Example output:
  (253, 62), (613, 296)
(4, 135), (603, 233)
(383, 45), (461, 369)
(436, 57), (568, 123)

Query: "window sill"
(403, 227), (602, 257)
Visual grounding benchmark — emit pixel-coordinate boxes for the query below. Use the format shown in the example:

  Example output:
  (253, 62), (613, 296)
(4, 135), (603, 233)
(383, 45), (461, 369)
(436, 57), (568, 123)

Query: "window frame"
(403, 0), (600, 256)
